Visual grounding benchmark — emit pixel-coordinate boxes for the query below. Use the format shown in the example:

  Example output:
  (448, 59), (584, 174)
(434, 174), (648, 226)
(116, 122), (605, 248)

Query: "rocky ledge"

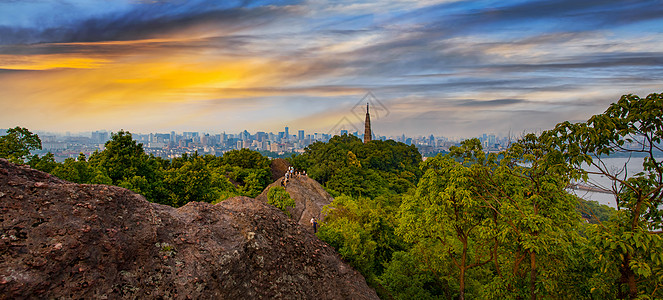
(0, 158), (378, 299)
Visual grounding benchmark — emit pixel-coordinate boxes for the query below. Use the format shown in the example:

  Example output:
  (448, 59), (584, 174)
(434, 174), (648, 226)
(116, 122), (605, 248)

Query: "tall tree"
(479, 134), (579, 299)
(0, 127), (42, 163)
(88, 130), (165, 202)
(547, 93), (663, 299)
(89, 130), (150, 183)
(399, 152), (495, 300)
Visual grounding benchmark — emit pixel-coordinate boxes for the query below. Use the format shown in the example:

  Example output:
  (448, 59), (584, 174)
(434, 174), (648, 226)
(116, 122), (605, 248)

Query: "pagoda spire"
(364, 102), (372, 143)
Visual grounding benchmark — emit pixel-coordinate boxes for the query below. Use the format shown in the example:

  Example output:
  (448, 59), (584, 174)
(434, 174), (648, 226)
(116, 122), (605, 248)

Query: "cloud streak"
(0, 0), (662, 137)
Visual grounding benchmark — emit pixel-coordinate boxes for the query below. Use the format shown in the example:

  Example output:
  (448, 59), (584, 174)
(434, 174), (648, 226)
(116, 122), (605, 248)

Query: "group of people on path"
(279, 166), (318, 233)
(282, 166), (306, 187)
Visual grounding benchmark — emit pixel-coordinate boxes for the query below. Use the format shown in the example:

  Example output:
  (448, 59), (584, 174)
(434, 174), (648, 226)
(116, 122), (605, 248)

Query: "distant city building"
(183, 131), (199, 139)
(91, 131), (108, 144)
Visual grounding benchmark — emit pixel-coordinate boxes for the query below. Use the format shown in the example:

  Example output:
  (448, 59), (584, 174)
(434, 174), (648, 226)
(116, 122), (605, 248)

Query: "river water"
(569, 156), (659, 208)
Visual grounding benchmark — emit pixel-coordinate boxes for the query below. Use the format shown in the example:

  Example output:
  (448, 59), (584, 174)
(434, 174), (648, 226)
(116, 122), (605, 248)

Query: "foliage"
(546, 92), (663, 299)
(381, 250), (451, 300)
(576, 197), (616, 224)
(391, 136), (585, 299)
(398, 152), (495, 300)
(87, 130), (167, 202)
(222, 149), (271, 198)
(89, 130), (153, 184)
(291, 134), (421, 197)
(318, 194), (405, 296)
(487, 134), (581, 299)
(0, 127), (42, 163)
(11, 129), (263, 208)
(51, 156), (93, 184)
(163, 157), (213, 206)
(222, 148), (270, 170)
(28, 152), (58, 173)
(266, 186), (295, 217)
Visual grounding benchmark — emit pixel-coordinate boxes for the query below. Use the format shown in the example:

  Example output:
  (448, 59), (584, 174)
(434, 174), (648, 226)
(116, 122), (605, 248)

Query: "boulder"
(269, 158), (291, 182)
(0, 159), (378, 300)
(257, 175), (334, 228)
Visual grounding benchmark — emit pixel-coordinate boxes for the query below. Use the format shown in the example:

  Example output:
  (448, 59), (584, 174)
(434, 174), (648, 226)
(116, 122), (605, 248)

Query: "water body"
(569, 156), (661, 208)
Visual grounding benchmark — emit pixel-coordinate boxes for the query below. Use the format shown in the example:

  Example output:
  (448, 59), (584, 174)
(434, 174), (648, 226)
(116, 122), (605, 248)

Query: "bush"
(266, 186), (295, 217)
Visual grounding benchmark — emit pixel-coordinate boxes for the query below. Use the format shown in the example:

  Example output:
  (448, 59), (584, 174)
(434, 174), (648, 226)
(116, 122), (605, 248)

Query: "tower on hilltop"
(364, 103), (372, 144)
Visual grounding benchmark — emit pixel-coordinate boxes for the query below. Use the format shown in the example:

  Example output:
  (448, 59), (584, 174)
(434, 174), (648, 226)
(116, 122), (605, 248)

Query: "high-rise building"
(91, 131), (109, 144)
(298, 130), (304, 140)
(184, 132), (198, 138)
(285, 126), (289, 139)
(256, 131), (268, 142)
(364, 103), (372, 143)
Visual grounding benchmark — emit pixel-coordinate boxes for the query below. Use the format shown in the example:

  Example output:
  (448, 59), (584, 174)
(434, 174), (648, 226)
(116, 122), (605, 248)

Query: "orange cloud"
(0, 37), (353, 132)
(0, 54), (110, 70)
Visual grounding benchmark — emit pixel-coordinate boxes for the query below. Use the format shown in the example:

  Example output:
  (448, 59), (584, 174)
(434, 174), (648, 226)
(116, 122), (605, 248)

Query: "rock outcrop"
(269, 158), (291, 182)
(0, 159), (378, 299)
(257, 175), (334, 228)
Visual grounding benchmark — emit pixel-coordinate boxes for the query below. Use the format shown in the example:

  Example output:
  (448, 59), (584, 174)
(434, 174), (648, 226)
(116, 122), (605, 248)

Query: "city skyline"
(21, 124), (505, 163)
(1, 1), (662, 137)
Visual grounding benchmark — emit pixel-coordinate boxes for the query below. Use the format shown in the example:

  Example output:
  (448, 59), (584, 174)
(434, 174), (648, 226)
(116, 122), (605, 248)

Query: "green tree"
(28, 152), (58, 173)
(292, 134), (420, 197)
(479, 135), (580, 299)
(163, 157), (215, 207)
(89, 131), (166, 203)
(318, 194), (405, 298)
(393, 138), (582, 299)
(221, 149), (271, 197)
(239, 169), (270, 198)
(162, 155), (238, 207)
(52, 156), (93, 184)
(90, 130), (150, 183)
(89, 168), (113, 185)
(0, 127), (42, 163)
(398, 153), (495, 300)
(266, 186), (295, 217)
(381, 251), (451, 300)
(547, 93), (663, 299)
(222, 148), (270, 170)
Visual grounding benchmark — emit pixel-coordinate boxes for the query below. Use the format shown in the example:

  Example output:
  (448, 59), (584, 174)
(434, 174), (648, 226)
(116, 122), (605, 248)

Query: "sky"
(1, 0), (662, 139)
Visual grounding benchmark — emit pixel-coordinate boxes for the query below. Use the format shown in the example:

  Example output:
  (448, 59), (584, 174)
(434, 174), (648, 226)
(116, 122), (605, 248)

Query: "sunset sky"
(1, 0), (662, 138)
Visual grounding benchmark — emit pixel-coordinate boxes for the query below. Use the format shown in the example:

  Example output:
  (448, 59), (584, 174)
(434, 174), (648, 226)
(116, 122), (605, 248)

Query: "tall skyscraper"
(285, 126), (289, 139)
(298, 130), (304, 140)
(364, 103), (372, 144)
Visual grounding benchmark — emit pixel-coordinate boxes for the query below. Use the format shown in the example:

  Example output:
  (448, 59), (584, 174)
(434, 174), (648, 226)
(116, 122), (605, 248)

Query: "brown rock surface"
(257, 175), (334, 228)
(0, 159), (378, 300)
(269, 158), (291, 182)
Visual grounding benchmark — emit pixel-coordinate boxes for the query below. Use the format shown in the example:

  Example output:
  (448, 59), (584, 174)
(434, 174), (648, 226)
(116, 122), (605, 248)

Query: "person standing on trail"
(310, 217), (318, 233)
